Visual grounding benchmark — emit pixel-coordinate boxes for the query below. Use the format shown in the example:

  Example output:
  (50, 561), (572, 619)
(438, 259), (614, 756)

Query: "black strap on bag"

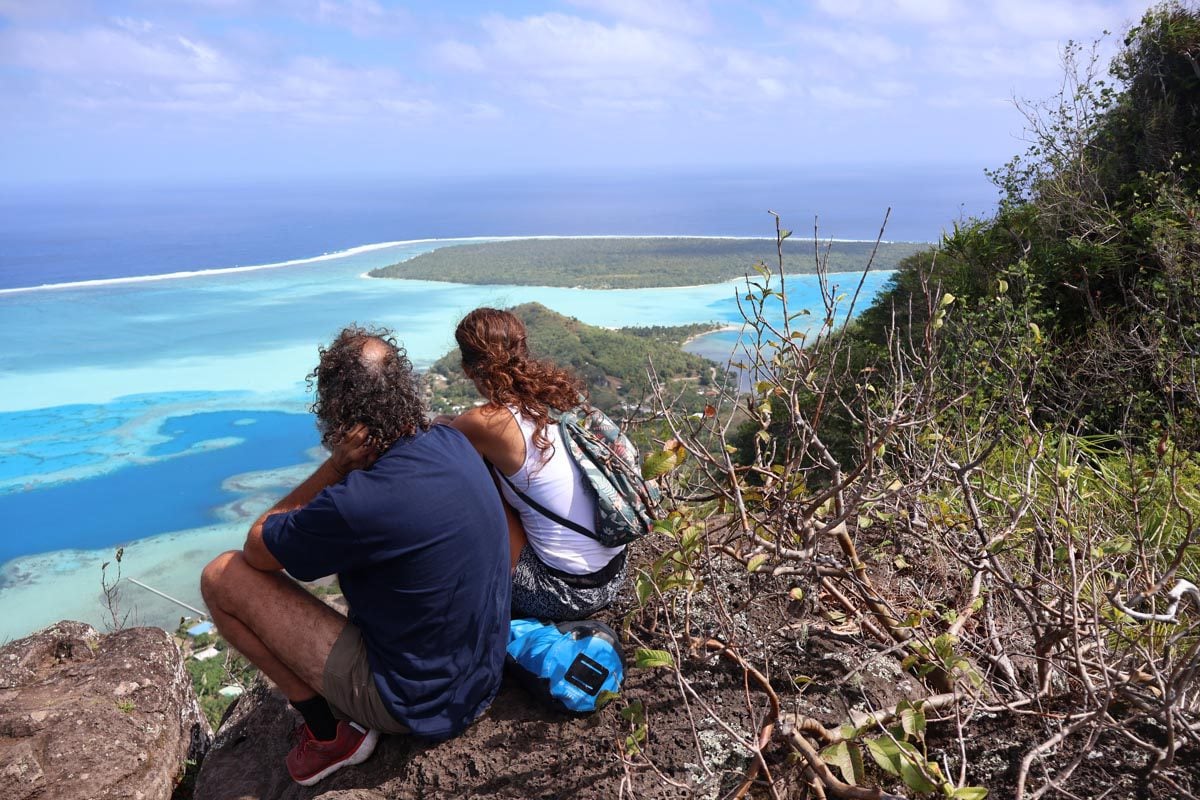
(496, 467), (594, 538)
(494, 467), (625, 589)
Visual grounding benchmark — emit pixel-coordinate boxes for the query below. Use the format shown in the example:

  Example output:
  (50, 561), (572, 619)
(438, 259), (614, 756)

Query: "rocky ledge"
(193, 676), (624, 800)
(0, 621), (212, 800)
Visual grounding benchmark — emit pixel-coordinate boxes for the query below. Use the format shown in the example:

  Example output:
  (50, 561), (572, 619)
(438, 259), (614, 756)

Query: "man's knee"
(200, 549), (246, 608)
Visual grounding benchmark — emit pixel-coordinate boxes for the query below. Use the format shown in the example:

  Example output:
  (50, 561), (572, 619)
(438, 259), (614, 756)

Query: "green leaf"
(864, 737), (901, 777)
(895, 741), (938, 793)
(680, 527), (701, 551)
(594, 690), (620, 710)
(642, 450), (679, 480)
(819, 741), (864, 785)
(747, 554), (769, 573)
(866, 735), (938, 793)
(951, 787), (989, 799)
(788, 587), (805, 602)
(940, 292), (956, 307)
(635, 575), (653, 606)
(634, 648), (675, 669)
(898, 704), (926, 740)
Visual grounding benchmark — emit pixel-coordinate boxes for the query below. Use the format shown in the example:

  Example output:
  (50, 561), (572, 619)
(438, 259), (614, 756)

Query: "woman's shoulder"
(448, 404), (526, 469)
(453, 403), (513, 432)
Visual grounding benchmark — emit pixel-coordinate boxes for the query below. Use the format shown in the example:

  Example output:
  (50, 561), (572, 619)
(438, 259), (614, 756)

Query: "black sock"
(291, 696), (339, 741)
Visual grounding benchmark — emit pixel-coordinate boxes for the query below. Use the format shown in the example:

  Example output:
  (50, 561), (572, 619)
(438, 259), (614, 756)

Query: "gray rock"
(0, 621), (212, 800)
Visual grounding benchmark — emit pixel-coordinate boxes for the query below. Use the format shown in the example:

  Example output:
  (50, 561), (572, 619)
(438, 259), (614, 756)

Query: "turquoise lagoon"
(0, 239), (894, 641)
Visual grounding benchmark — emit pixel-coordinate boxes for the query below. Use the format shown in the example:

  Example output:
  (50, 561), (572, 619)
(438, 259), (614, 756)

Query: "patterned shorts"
(511, 546), (627, 621)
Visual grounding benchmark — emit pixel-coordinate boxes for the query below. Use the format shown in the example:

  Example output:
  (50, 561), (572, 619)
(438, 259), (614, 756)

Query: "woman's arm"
(446, 408), (529, 572)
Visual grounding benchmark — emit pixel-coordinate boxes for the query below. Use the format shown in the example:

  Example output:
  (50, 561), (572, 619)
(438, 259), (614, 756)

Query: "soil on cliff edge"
(189, 544), (1200, 799)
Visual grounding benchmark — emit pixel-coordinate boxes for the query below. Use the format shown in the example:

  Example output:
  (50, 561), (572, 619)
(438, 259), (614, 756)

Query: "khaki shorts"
(323, 623), (410, 735)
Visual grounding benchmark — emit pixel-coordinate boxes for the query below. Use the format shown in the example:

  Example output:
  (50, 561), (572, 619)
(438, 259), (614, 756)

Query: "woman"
(446, 307), (627, 621)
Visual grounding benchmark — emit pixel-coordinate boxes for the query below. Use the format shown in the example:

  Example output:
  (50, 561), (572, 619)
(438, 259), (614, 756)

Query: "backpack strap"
(494, 466), (596, 539)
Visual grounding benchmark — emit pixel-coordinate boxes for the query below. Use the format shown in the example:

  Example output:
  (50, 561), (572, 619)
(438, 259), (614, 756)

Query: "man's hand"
(245, 426), (374, 571)
(330, 423), (378, 477)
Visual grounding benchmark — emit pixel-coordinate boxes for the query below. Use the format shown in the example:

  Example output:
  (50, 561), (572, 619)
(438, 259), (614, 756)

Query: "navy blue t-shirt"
(261, 425), (510, 739)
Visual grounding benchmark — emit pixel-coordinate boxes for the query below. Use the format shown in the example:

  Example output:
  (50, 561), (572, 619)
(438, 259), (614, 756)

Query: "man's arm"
(243, 424), (376, 571)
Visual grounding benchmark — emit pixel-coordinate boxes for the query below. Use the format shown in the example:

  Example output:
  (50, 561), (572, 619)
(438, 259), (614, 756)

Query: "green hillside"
(848, 3), (1200, 445)
(426, 302), (725, 415)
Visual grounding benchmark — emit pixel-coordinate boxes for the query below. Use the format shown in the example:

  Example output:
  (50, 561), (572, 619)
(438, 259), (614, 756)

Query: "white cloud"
(566, 0), (712, 35)
(791, 27), (910, 65)
(312, 0), (411, 37)
(434, 40), (486, 72)
(112, 17), (155, 35)
(0, 0), (91, 21)
(757, 77), (787, 98)
(809, 85), (888, 109)
(874, 80), (914, 98)
(467, 102), (503, 120)
(0, 0), (1158, 174)
(791, 0), (1146, 116)
(814, 0), (962, 25)
(437, 12), (800, 115)
(481, 13), (702, 82)
(985, 0), (1129, 38)
(893, 0), (959, 24)
(931, 39), (1064, 81)
(0, 26), (237, 81)
(0, 22), (437, 122)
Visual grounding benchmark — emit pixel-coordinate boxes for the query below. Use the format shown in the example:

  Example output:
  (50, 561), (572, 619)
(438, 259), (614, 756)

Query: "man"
(200, 326), (511, 786)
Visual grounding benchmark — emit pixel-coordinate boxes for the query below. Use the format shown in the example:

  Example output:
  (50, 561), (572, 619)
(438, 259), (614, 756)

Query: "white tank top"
(496, 407), (625, 574)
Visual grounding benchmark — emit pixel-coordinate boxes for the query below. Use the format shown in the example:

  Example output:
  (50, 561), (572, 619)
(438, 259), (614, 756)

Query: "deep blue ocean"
(0, 168), (998, 290)
(0, 168), (997, 639)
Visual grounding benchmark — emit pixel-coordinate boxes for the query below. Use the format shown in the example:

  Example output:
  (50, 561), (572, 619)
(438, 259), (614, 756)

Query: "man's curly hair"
(307, 325), (428, 455)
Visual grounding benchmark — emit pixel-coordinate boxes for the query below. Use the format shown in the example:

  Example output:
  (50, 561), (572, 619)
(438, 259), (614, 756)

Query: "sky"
(0, 0), (1157, 184)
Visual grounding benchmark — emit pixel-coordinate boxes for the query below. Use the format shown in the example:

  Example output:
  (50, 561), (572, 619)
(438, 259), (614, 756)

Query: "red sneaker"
(286, 720), (380, 786)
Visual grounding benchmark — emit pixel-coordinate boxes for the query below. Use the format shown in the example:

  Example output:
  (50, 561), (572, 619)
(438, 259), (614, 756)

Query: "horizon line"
(0, 234), (928, 296)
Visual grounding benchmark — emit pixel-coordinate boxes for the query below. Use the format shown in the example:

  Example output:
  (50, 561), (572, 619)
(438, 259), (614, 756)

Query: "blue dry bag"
(506, 618), (625, 714)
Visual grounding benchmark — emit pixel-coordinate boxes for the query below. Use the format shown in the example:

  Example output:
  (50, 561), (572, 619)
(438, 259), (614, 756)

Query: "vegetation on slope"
(852, 4), (1200, 443)
(426, 302), (726, 416)
(624, 5), (1200, 799)
(369, 237), (925, 289)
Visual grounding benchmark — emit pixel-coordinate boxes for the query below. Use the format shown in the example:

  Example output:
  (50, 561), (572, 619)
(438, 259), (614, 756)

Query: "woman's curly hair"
(455, 307), (586, 456)
(307, 325), (428, 454)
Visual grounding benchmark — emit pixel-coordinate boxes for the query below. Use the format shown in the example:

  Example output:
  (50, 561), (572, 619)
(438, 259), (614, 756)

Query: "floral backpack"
(498, 405), (661, 547)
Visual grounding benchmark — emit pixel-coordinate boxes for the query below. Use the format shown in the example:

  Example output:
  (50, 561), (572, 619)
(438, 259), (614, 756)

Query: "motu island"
(369, 236), (925, 289)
